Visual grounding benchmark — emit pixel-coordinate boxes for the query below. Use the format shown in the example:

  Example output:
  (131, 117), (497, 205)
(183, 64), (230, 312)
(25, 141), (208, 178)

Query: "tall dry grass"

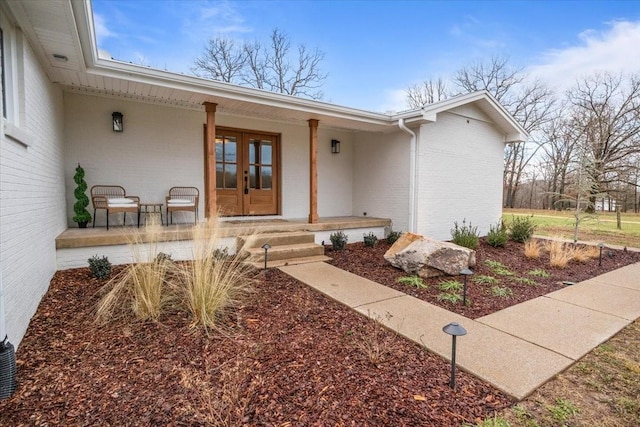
(547, 239), (572, 268)
(96, 214), (257, 328)
(523, 239), (542, 259)
(176, 217), (256, 331)
(96, 219), (172, 323)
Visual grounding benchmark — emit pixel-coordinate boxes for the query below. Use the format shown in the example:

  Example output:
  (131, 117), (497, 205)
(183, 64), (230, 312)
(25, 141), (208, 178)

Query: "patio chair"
(166, 186), (199, 226)
(90, 185), (140, 230)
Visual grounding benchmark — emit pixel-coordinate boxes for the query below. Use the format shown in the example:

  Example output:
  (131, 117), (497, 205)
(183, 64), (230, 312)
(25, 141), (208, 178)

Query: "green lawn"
(503, 208), (640, 249)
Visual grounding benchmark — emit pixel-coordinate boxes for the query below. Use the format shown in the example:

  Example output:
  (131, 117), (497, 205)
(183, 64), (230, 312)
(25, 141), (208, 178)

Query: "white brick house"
(0, 0), (527, 346)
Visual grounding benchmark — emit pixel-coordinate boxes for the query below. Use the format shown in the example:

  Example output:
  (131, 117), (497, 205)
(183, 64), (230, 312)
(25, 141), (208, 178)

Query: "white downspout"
(398, 118), (417, 233)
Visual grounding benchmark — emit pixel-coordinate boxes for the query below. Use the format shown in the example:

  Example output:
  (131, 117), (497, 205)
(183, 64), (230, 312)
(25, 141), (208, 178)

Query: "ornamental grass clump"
(523, 239), (542, 259)
(95, 219), (172, 323)
(548, 240), (572, 268)
(177, 217), (255, 332)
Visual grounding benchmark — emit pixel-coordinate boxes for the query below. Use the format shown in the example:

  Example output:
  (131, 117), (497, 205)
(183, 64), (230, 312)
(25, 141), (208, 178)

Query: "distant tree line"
(406, 57), (640, 213)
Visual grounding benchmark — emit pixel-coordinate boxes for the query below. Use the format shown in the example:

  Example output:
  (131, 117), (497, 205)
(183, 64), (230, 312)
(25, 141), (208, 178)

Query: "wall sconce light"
(112, 112), (124, 132)
(331, 139), (340, 154)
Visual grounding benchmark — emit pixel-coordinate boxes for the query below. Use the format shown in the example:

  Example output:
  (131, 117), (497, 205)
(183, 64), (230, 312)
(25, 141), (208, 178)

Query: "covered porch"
(55, 216), (391, 270)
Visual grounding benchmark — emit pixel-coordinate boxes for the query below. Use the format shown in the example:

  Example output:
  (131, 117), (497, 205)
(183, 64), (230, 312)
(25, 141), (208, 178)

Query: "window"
(1, 9), (27, 145)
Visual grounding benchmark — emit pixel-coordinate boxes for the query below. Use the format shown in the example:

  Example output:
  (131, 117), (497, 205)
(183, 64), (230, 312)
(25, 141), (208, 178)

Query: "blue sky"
(92, 0), (640, 113)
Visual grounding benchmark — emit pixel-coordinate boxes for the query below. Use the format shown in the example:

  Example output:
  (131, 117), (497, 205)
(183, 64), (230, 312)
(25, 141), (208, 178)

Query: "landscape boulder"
(384, 232), (476, 278)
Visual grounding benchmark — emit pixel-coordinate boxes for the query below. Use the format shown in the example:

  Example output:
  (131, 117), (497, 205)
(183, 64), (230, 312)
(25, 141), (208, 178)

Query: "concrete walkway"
(279, 262), (640, 400)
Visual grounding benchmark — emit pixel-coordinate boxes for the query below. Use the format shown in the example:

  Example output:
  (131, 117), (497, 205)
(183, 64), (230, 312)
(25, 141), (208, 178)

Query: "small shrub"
(528, 268), (550, 278)
(508, 215), (536, 243)
(451, 219), (479, 250)
(88, 255), (112, 279)
(330, 230), (348, 250)
(439, 280), (463, 292)
(486, 221), (508, 247)
(363, 232), (378, 247)
(484, 260), (515, 276)
(438, 292), (463, 304)
(155, 252), (173, 264)
(523, 239), (542, 259)
(491, 286), (513, 298)
(397, 276), (427, 289)
(473, 275), (499, 285)
(386, 230), (402, 244)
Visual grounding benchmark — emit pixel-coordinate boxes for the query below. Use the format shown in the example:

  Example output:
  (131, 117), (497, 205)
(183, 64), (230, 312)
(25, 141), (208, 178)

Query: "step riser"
(238, 233), (315, 249)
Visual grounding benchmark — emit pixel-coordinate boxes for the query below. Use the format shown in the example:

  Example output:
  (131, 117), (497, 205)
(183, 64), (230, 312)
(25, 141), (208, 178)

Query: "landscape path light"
(261, 243), (271, 271)
(460, 268), (473, 306)
(442, 322), (467, 390)
(598, 242), (604, 266)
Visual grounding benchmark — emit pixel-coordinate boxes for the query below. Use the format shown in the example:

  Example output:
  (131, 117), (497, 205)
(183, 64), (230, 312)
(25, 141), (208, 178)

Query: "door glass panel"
(216, 164), (224, 189)
(249, 166), (258, 189)
(225, 138), (237, 162)
(261, 142), (272, 165)
(249, 140), (258, 164)
(225, 164), (237, 189)
(215, 138), (223, 162)
(261, 166), (272, 189)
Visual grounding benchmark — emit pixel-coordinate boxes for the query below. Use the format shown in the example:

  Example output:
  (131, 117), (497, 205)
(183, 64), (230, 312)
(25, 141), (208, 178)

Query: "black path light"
(442, 322), (467, 390)
(598, 242), (604, 266)
(460, 268), (473, 306)
(261, 243), (271, 271)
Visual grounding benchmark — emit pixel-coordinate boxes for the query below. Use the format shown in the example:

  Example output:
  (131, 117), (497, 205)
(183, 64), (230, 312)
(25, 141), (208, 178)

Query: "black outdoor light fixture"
(261, 243), (271, 271)
(598, 242), (605, 266)
(460, 268), (473, 306)
(442, 322), (467, 390)
(331, 139), (340, 154)
(112, 111), (124, 132)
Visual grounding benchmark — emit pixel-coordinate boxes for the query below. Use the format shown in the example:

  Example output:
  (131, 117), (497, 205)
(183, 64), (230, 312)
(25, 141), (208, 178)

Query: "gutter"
(398, 118), (418, 233)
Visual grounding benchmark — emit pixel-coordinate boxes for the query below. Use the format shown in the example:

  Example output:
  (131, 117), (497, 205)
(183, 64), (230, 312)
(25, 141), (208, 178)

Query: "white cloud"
(529, 20), (640, 93)
(377, 88), (410, 114)
(93, 13), (115, 40)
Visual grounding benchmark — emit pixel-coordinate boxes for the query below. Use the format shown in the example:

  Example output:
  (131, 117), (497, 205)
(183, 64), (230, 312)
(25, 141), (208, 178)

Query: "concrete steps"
(238, 231), (330, 268)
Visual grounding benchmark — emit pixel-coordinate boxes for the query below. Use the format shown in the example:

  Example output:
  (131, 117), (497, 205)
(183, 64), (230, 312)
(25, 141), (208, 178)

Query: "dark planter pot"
(77, 221), (89, 229)
(0, 338), (17, 400)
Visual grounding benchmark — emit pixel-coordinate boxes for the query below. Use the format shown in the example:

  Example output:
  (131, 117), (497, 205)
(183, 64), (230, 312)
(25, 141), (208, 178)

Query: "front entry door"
(214, 128), (279, 216)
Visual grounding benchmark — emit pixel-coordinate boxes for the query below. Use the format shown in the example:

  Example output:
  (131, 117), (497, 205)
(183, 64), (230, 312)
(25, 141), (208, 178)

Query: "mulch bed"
(328, 238), (640, 319)
(1, 238), (637, 426)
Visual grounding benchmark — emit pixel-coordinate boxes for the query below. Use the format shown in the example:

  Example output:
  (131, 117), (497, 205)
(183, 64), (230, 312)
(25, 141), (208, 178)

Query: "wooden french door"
(213, 127), (280, 216)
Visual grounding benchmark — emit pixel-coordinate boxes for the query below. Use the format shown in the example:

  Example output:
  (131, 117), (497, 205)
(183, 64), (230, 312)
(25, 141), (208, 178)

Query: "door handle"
(244, 175), (249, 194)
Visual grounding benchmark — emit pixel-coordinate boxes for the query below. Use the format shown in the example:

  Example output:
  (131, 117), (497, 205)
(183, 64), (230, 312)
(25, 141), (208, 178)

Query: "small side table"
(139, 203), (164, 225)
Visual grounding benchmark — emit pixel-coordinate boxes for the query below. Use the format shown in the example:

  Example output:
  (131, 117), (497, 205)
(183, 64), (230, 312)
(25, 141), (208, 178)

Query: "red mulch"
(328, 238), (640, 319)
(1, 238), (637, 426)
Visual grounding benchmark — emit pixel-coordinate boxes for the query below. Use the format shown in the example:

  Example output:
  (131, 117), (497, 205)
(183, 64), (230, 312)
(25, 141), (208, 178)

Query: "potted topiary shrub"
(72, 164), (92, 228)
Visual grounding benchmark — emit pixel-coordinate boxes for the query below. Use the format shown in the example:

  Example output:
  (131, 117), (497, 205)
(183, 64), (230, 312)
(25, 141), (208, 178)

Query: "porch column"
(308, 119), (319, 223)
(204, 102), (218, 218)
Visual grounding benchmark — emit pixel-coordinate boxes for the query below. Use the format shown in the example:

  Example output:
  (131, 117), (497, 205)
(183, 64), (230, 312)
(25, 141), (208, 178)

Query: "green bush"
(72, 164), (92, 225)
(451, 219), (479, 250)
(386, 230), (402, 244)
(509, 215), (536, 243)
(330, 230), (348, 250)
(486, 221), (508, 247)
(88, 255), (112, 279)
(363, 232), (378, 247)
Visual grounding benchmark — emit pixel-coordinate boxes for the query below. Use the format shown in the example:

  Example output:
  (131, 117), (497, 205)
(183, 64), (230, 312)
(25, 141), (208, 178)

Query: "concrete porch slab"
(355, 295), (573, 400)
(476, 296), (629, 360)
(279, 262), (405, 308)
(547, 281), (640, 321)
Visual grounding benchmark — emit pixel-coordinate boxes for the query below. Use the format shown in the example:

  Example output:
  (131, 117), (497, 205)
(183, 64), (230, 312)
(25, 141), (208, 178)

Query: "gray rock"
(384, 232), (476, 278)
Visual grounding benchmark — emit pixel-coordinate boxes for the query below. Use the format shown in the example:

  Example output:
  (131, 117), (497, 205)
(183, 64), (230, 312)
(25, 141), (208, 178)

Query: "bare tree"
(192, 37), (246, 83)
(192, 28), (327, 99)
(566, 72), (640, 213)
(406, 77), (448, 108)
